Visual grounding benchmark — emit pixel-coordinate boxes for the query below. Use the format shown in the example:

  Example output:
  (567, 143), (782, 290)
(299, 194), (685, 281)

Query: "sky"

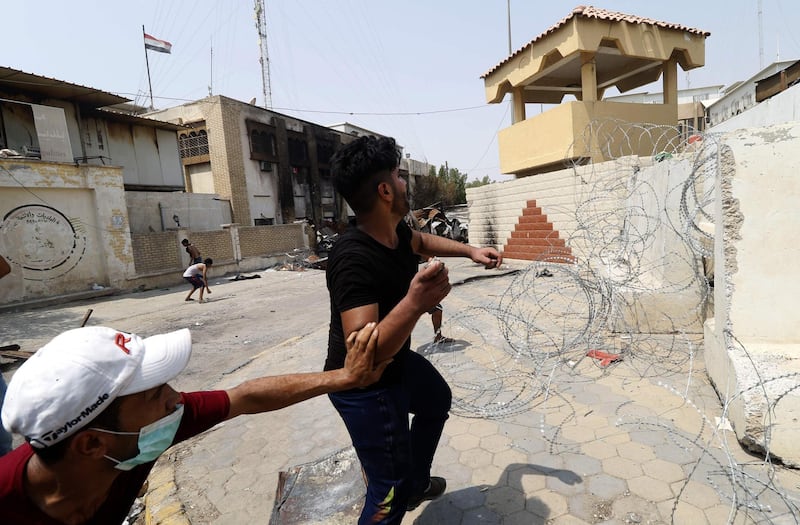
(5, 1), (800, 182)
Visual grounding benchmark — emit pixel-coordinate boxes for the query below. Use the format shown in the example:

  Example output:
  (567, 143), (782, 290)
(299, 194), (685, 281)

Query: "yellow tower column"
(663, 57), (678, 105)
(580, 52), (598, 102)
(512, 86), (526, 123)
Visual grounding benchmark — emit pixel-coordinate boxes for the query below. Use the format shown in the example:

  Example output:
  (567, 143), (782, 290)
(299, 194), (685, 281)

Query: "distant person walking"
(182, 239), (202, 264)
(183, 258), (212, 303)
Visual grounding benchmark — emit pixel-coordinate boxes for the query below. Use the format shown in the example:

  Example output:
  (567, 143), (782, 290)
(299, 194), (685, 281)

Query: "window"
(178, 129), (209, 158)
(246, 120), (278, 162)
(288, 135), (308, 165)
(317, 139), (335, 166)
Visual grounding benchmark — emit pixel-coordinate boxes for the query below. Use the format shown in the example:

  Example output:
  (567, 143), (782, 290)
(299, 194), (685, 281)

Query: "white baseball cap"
(1, 326), (192, 449)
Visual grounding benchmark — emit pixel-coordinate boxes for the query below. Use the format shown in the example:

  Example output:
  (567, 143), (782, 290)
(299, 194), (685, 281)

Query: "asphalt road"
(0, 268), (332, 424)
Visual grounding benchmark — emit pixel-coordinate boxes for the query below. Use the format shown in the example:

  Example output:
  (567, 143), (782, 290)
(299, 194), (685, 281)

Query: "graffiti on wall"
(0, 204), (87, 284)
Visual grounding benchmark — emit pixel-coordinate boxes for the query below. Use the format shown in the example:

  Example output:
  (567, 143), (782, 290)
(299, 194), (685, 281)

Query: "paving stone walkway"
(144, 259), (800, 524)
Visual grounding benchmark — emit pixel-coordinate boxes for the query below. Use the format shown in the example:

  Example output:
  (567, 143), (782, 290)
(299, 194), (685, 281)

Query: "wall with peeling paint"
(0, 160), (134, 303)
(705, 121), (800, 466)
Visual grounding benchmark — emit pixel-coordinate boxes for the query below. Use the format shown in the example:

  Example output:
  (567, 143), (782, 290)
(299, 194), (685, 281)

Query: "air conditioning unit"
(259, 161), (273, 172)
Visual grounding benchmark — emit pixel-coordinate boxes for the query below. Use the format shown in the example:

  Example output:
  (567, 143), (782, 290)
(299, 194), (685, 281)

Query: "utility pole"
(254, 0), (273, 109)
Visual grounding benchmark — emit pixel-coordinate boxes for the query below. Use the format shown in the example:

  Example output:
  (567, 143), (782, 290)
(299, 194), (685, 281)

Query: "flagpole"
(142, 25), (155, 110)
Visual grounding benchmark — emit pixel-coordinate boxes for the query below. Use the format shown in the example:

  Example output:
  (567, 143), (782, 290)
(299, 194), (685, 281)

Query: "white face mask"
(92, 404), (184, 471)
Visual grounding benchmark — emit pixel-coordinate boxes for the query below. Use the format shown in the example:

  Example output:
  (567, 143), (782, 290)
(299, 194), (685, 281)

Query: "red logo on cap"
(115, 333), (132, 354)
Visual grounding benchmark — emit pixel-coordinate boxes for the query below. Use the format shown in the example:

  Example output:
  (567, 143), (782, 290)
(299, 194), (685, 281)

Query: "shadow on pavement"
(415, 339), (471, 357)
(414, 463), (581, 524)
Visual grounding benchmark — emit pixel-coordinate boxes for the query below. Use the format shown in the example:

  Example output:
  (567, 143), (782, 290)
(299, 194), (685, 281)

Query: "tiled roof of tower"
(481, 5), (711, 79)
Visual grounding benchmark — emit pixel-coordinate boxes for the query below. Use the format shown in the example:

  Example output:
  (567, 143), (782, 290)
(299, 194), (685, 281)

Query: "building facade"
(150, 96), (358, 227)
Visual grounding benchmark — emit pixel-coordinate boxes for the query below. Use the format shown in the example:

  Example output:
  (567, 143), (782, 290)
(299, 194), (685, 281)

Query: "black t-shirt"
(325, 221), (419, 389)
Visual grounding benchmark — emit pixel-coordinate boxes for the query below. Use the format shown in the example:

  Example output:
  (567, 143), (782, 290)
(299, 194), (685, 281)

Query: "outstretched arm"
(225, 323), (387, 418)
(411, 231), (502, 269)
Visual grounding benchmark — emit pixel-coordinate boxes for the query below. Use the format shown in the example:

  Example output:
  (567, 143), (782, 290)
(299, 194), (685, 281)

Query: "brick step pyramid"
(502, 200), (576, 263)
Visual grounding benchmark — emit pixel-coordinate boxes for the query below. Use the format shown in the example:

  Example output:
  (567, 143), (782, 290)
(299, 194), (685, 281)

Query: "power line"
(115, 91), (492, 116)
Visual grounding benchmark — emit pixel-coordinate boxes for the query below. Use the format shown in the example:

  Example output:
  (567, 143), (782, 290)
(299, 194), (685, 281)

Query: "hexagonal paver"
(479, 433), (511, 453)
(468, 419), (499, 438)
(434, 444), (460, 467)
(449, 433), (481, 451)
(462, 507), (501, 524)
(561, 452), (602, 477)
(566, 493), (612, 523)
(612, 494), (661, 524)
(627, 475), (673, 502)
(602, 456), (643, 479)
(471, 464), (505, 486)
(672, 501), (707, 523)
(598, 428), (630, 444)
(546, 470), (585, 496)
(616, 441), (656, 462)
(447, 484), (487, 511)
(513, 435), (547, 455)
(528, 488), (569, 519)
(434, 463), (472, 487)
(459, 448), (493, 469)
(656, 443), (696, 465)
(548, 514), (592, 525)
(586, 473), (627, 500)
(643, 458), (687, 484)
(507, 465), (547, 494)
(484, 485), (525, 515)
(676, 480), (722, 510)
(579, 414), (611, 430)
(528, 451), (565, 471)
(491, 447), (529, 469)
(446, 418), (471, 436)
(628, 429), (667, 447)
(581, 439), (618, 459)
(560, 424), (595, 443)
(504, 509), (547, 525)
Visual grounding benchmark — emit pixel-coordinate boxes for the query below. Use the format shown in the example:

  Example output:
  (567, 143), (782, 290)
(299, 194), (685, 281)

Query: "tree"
(465, 175), (492, 189)
(411, 164), (467, 209)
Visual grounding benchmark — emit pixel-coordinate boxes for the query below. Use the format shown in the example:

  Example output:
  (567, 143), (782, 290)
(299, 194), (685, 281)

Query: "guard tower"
(482, 5), (710, 176)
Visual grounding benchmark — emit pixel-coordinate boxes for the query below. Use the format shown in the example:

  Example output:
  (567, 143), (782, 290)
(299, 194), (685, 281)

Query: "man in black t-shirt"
(326, 136), (503, 524)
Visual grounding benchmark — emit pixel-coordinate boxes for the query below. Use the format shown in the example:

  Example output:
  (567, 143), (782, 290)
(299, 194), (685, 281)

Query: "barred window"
(179, 130), (209, 158)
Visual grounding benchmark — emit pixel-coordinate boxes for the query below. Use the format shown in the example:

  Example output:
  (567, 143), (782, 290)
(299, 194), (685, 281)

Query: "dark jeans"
(329, 351), (451, 525)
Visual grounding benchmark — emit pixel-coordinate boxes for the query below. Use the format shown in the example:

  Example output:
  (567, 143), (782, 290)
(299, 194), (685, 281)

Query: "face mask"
(92, 404), (184, 471)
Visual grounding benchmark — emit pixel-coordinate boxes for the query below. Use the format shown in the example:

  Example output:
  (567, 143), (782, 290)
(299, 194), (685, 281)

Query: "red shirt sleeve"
(175, 390), (231, 443)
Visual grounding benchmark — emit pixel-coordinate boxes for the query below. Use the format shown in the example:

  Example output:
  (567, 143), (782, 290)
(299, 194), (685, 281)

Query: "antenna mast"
(254, 0), (273, 109)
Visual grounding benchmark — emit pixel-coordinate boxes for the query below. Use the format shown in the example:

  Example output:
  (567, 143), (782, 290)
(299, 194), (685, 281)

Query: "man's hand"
(470, 247), (503, 269)
(343, 322), (391, 387)
(407, 258), (451, 314)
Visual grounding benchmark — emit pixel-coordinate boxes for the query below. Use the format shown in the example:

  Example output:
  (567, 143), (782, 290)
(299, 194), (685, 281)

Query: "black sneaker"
(407, 477), (446, 511)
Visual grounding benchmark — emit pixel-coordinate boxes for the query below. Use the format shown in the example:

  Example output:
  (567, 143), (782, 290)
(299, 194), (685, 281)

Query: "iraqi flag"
(144, 33), (172, 54)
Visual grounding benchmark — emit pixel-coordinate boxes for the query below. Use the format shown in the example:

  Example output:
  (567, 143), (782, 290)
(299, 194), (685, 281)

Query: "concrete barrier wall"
(467, 157), (653, 260)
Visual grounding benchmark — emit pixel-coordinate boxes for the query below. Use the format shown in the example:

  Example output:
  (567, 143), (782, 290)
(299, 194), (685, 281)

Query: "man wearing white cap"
(0, 323), (385, 524)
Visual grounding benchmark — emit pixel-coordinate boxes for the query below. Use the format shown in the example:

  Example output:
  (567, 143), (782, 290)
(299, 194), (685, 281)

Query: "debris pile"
(409, 206), (468, 243)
